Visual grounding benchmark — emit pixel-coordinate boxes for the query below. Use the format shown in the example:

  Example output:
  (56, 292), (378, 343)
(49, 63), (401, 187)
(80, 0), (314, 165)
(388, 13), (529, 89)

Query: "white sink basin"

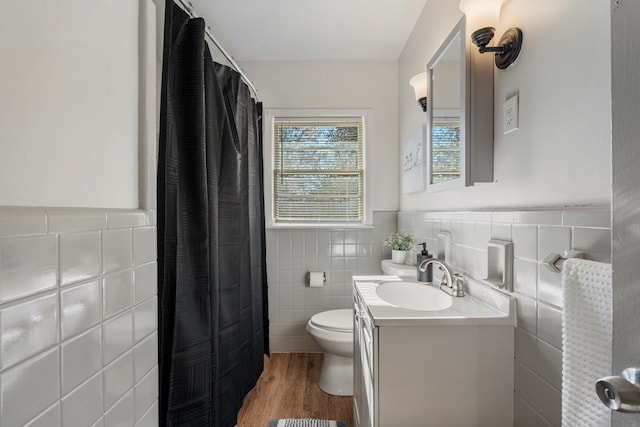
(376, 281), (453, 311)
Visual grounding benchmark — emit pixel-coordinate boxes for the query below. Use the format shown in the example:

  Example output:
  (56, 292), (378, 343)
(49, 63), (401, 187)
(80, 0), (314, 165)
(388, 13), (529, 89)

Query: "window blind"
(273, 119), (364, 223)
(431, 118), (461, 183)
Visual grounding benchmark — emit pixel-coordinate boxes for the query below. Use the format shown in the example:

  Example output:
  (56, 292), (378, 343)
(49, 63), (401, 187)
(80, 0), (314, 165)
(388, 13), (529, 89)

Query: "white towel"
(562, 258), (612, 427)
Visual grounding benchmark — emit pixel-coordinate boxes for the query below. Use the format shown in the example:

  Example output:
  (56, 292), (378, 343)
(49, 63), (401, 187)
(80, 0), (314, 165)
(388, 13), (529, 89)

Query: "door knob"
(596, 367), (640, 412)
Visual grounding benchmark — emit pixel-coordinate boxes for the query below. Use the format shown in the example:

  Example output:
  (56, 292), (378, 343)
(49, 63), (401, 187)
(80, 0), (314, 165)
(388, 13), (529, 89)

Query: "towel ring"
(543, 250), (586, 273)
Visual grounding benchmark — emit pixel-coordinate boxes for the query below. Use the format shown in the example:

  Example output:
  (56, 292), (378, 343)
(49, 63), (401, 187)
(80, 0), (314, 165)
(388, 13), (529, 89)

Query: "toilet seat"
(308, 309), (353, 333)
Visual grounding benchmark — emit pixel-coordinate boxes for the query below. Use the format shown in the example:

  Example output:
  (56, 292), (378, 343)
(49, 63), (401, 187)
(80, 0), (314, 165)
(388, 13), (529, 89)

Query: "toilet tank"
(381, 259), (417, 279)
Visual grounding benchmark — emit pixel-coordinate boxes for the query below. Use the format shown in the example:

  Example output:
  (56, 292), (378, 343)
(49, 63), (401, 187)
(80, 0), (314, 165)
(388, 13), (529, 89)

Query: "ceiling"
(190, 0), (429, 61)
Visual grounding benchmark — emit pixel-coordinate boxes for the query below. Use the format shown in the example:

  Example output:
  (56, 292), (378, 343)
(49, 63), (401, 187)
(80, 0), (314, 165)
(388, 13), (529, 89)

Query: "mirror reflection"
(429, 32), (462, 185)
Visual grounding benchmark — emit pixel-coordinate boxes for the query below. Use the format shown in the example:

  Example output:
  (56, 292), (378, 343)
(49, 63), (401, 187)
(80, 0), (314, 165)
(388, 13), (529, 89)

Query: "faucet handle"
(451, 273), (466, 297)
(439, 270), (449, 286)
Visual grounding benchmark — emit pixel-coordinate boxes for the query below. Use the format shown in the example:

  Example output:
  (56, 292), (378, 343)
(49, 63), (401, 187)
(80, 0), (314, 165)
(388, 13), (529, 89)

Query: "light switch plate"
(503, 94), (519, 134)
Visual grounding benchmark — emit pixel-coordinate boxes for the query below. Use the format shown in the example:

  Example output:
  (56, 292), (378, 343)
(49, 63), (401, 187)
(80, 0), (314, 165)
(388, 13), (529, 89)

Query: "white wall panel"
(0, 0), (141, 208)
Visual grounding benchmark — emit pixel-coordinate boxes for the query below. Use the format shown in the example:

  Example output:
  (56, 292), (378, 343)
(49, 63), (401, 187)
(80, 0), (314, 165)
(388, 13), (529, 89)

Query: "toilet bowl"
(306, 309), (354, 396)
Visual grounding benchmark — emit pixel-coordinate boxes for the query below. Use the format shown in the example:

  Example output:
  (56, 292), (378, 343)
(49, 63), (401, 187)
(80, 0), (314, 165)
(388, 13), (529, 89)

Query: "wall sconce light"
(459, 0), (523, 69)
(409, 72), (428, 112)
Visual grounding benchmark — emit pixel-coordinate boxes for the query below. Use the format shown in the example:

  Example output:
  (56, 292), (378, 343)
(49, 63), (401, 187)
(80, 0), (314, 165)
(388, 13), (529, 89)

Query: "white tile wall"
(0, 235), (58, 304)
(132, 227), (156, 266)
(104, 351), (134, 410)
(135, 401), (158, 427)
(61, 371), (104, 427)
(103, 270), (134, 318)
(134, 367), (158, 422)
(24, 403), (61, 427)
(0, 349), (60, 426)
(398, 205), (611, 427)
(515, 361), (562, 426)
(134, 263), (157, 304)
(61, 326), (102, 395)
(0, 207), (47, 237)
(267, 211), (396, 351)
(0, 292), (58, 371)
(134, 332), (157, 383)
(47, 210), (108, 234)
(60, 231), (101, 286)
(60, 280), (102, 340)
(104, 310), (134, 365)
(104, 389), (134, 427)
(0, 208), (157, 427)
(102, 229), (133, 275)
(134, 298), (157, 343)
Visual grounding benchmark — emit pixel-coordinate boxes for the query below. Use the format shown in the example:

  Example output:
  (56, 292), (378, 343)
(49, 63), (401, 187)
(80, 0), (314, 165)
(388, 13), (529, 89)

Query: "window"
(268, 113), (366, 225)
(431, 116), (461, 184)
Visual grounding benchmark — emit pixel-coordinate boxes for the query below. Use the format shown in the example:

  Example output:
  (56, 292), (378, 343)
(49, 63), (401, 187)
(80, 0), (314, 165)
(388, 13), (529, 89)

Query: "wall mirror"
(427, 17), (494, 191)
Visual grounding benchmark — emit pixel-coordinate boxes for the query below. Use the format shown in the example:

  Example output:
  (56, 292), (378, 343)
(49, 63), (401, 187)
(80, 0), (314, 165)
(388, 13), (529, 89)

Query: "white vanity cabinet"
(353, 277), (514, 427)
(353, 290), (374, 427)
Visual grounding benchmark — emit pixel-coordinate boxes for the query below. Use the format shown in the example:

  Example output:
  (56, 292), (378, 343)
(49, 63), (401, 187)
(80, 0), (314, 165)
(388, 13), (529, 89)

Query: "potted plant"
(384, 231), (415, 264)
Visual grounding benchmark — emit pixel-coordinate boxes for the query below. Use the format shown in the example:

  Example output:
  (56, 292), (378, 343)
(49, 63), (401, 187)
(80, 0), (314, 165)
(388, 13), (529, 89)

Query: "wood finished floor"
(236, 353), (354, 427)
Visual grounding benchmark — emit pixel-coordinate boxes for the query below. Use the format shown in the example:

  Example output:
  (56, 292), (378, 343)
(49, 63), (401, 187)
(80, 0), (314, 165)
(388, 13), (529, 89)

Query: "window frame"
(264, 109), (372, 228)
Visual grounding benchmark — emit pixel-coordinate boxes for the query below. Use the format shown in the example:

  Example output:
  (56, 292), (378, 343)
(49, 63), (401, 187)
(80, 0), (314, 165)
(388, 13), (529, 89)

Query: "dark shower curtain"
(157, 2), (269, 426)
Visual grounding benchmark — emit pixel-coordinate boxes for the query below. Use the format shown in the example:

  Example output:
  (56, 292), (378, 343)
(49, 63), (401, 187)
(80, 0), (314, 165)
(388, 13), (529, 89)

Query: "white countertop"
(354, 275), (516, 327)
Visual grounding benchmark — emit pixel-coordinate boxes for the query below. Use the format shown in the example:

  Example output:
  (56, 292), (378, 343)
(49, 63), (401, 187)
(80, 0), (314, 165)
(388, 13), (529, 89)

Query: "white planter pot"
(391, 250), (408, 264)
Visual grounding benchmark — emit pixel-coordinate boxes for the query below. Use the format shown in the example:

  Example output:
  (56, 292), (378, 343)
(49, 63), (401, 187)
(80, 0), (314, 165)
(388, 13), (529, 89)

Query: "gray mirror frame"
(426, 16), (494, 191)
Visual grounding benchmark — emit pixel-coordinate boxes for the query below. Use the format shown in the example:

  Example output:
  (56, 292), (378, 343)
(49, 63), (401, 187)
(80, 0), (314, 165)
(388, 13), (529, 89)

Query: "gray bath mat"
(267, 420), (346, 427)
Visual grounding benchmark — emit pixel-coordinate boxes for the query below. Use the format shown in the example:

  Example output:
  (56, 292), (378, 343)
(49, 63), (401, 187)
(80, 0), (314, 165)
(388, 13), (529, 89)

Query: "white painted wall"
(0, 0), (140, 208)
(239, 60), (400, 212)
(399, 0), (611, 210)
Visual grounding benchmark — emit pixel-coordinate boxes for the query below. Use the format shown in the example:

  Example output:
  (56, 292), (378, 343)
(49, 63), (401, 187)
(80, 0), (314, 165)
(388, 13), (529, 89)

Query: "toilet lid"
(309, 309), (353, 333)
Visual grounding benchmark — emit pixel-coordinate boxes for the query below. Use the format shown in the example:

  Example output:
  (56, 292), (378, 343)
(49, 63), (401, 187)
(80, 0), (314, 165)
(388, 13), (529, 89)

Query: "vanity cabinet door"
(353, 294), (375, 427)
(353, 297), (364, 426)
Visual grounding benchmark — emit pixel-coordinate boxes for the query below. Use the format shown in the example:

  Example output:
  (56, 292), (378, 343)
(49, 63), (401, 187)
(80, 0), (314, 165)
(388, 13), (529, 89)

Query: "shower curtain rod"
(174, 0), (260, 99)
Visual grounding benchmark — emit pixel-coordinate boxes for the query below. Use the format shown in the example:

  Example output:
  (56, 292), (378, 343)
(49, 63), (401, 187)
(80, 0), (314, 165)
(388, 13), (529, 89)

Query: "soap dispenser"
(416, 242), (433, 282)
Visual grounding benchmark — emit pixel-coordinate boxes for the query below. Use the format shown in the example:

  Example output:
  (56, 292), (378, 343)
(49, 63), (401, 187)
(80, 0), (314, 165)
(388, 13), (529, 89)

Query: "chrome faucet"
(418, 258), (465, 297)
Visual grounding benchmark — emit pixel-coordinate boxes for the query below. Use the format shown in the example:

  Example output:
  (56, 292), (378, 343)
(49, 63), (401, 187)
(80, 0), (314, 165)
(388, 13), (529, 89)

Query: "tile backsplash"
(0, 207), (158, 427)
(267, 211), (396, 351)
(398, 206), (611, 427)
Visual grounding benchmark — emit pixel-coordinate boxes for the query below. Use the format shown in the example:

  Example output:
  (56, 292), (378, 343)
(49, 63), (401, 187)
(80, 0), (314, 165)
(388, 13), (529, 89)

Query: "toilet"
(306, 260), (417, 396)
(306, 309), (354, 396)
